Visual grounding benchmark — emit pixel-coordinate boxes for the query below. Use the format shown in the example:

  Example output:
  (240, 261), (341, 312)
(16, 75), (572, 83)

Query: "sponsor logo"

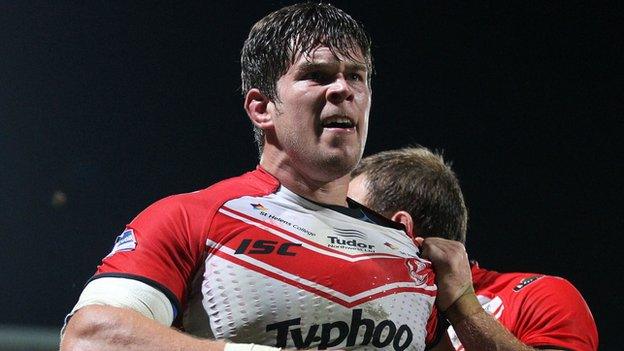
(405, 259), (427, 285)
(327, 236), (375, 252)
(333, 227), (367, 239)
(106, 229), (137, 257)
(513, 275), (543, 292)
(266, 309), (413, 351)
(234, 239), (302, 256)
(251, 203), (269, 212)
(251, 204), (317, 236)
(253, 206), (293, 227)
(265, 214), (293, 226)
(292, 224), (317, 236)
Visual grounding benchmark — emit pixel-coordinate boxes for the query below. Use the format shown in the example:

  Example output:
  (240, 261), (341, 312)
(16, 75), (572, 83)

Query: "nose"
(326, 75), (354, 104)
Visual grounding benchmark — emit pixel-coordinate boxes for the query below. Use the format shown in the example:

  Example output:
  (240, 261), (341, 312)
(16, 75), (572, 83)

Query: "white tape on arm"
(67, 277), (174, 325)
(224, 343), (281, 351)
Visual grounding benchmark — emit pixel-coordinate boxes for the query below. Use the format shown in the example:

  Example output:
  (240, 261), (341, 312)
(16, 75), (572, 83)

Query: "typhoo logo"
(266, 309), (413, 350)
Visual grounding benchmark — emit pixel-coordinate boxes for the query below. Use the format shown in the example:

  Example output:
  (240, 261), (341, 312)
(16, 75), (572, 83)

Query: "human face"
(267, 46), (371, 182)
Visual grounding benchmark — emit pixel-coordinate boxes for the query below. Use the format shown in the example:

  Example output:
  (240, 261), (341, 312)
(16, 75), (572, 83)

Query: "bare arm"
(60, 305), (226, 351)
(418, 237), (561, 351)
(444, 297), (560, 351)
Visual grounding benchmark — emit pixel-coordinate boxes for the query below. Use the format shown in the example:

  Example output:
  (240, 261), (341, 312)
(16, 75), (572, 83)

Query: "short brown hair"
(241, 2), (373, 155)
(351, 146), (468, 244)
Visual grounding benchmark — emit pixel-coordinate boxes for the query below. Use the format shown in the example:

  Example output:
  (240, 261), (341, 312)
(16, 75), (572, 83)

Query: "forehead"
(290, 46), (368, 70)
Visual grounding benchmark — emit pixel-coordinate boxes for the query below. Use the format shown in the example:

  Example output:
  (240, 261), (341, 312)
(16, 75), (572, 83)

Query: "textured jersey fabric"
(93, 167), (437, 350)
(445, 262), (598, 351)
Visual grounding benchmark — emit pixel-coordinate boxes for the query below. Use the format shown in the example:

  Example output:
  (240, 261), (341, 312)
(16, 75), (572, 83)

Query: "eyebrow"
(296, 61), (368, 73)
(345, 62), (368, 72)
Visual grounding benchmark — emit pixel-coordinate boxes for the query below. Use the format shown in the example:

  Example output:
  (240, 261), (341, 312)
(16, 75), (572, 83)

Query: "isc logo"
(234, 239), (302, 256)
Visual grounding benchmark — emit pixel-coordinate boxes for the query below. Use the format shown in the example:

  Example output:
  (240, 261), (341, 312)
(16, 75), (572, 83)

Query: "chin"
(315, 152), (359, 179)
(295, 141), (363, 181)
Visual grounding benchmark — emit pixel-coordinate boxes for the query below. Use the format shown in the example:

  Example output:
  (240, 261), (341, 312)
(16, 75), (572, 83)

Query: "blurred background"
(1, 1), (620, 350)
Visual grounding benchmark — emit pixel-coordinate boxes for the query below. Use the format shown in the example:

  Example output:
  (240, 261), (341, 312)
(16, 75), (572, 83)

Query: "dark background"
(1, 1), (620, 349)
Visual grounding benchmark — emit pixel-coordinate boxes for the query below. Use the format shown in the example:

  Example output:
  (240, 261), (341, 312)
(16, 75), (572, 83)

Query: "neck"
(259, 147), (351, 206)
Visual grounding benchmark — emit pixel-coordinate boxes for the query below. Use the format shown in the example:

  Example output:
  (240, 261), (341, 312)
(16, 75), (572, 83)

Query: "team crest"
(106, 229), (137, 257)
(405, 258), (427, 285)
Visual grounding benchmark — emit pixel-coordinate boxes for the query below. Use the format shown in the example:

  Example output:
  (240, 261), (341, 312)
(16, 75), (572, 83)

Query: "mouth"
(321, 115), (356, 129)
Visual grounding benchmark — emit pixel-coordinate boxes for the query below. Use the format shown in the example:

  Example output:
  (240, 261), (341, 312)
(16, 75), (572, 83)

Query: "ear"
(244, 88), (273, 130)
(391, 210), (416, 237)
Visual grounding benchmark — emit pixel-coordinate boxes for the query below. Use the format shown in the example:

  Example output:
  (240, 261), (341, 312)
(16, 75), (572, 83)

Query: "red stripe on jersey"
(210, 213), (435, 297)
(213, 249), (435, 308)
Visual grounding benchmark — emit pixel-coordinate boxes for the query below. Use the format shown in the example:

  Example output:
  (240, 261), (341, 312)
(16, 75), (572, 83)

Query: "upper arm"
(64, 277), (174, 328)
(61, 304), (223, 351)
(61, 304), (152, 349)
(95, 195), (209, 314)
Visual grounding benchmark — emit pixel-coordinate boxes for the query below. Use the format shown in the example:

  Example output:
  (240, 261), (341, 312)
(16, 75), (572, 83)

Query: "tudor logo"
(327, 236), (375, 250)
(333, 227), (367, 239)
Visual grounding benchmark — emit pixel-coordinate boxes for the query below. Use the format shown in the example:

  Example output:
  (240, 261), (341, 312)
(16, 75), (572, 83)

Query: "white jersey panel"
(183, 186), (436, 350)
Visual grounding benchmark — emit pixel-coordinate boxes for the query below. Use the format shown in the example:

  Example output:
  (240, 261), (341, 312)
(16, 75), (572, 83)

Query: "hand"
(415, 237), (473, 311)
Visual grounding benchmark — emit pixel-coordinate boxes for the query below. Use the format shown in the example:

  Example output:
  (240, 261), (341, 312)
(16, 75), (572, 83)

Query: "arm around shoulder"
(60, 305), (226, 351)
(441, 292), (543, 351)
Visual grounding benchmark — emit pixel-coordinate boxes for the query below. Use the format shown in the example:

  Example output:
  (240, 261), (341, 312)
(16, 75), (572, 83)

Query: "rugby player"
(348, 146), (598, 351)
(61, 4), (438, 351)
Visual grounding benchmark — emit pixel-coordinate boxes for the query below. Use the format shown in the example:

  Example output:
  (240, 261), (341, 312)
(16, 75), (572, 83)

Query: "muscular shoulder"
(132, 168), (279, 226)
(94, 168), (281, 309)
(479, 270), (590, 319)
(513, 275), (590, 316)
(197, 167), (280, 202)
(472, 266), (597, 350)
(506, 274), (597, 350)
(472, 265), (569, 297)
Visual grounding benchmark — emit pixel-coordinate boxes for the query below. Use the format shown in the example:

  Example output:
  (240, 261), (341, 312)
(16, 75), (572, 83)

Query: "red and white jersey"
(94, 167), (437, 350)
(446, 262), (598, 351)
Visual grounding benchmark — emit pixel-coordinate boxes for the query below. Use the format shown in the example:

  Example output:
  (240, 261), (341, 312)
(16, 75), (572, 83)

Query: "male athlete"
(348, 147), (598, 351)
(61, 4), (437, 351)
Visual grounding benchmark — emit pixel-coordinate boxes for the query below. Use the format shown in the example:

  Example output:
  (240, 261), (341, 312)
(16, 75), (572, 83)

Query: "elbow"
(60, 305), (129, 351)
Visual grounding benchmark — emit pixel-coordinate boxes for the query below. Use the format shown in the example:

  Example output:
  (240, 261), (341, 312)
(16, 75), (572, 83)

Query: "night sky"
(1, 1), (620, 349)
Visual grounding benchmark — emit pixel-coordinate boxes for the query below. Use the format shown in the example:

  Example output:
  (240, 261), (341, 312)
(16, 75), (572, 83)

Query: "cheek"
(358, 91), (372, 110)
(288, 85), (324, 113)
(300, 89), (327, 116)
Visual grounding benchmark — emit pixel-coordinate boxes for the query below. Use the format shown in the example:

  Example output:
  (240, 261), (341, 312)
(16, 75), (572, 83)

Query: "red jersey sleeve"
(95, 194), (210, 313)
(92, 168), (280, 317)
(513, 276), (598, 351)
